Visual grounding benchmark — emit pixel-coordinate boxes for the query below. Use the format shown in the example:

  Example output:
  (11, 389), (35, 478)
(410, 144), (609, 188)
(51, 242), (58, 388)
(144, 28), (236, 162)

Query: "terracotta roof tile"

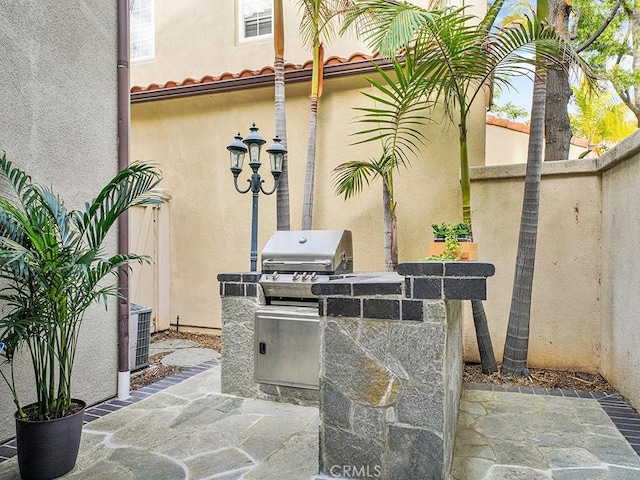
(348, 53), (370, 62)
(130, 52), (378, 95)
(239, 69), (256, 78)
(570, 136), (590, 148)
(486, 114), (588, 148)
(325, 56), (343, 65)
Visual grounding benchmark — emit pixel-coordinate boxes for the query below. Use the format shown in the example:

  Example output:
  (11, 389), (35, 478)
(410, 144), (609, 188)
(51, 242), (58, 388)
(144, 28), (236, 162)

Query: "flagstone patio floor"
(0, 358), (639, 479)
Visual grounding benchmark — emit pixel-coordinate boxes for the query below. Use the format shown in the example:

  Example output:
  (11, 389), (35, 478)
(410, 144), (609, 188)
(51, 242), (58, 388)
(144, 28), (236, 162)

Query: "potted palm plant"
(0, 153), (162, 480)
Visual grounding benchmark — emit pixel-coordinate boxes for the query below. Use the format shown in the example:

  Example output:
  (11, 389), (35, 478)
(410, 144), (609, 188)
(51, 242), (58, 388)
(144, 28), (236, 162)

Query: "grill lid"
(261, 230), (353, 274)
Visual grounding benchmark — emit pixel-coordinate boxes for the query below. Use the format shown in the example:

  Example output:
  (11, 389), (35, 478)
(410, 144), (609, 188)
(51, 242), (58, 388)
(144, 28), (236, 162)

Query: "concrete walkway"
(0, 360), (639, 479)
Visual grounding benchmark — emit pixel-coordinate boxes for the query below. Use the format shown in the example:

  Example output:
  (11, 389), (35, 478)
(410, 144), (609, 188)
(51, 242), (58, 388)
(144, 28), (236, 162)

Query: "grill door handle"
(262, 259), (331, 267)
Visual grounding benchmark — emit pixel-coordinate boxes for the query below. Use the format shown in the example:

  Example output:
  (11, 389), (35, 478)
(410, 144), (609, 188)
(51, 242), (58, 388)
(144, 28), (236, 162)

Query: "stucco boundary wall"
(470, 130), (640, 411)
(598, 132), (640, 412)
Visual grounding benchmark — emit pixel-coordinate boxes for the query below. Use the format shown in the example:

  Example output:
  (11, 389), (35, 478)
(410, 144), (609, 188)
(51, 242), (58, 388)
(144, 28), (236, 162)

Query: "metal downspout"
(117, 0), (131, 400)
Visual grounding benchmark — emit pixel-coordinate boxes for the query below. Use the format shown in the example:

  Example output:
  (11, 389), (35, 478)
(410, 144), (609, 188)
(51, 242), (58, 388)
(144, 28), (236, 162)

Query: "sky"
(489, 0), (536, 116)
(495, 72), (535, 116)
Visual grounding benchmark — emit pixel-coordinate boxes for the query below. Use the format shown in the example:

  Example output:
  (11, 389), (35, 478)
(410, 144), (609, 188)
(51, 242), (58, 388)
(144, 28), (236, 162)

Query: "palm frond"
(73, 162), (162, 251)
(352, 56), (429, 166)
(332, 159), (385, 199)
(343, 0), (446, 57)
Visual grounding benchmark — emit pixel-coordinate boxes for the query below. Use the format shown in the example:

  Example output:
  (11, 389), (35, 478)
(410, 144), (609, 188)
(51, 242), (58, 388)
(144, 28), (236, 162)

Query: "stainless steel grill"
(255, 230), (353, 390)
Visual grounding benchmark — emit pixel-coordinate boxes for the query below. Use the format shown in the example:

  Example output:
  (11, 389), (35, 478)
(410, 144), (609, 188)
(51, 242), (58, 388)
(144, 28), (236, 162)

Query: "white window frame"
(130, 0), (155, 61)
(238, 0), (273, 42)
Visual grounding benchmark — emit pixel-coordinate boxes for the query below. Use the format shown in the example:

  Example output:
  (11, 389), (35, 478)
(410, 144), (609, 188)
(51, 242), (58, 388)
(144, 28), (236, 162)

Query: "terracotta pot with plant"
(428, 220), (478, 260)
(0, 153), (162, 480)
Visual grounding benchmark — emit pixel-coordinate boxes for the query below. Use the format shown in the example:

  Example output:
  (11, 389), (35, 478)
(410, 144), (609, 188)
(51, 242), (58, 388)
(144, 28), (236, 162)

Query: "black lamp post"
(227, 123), (286, 271)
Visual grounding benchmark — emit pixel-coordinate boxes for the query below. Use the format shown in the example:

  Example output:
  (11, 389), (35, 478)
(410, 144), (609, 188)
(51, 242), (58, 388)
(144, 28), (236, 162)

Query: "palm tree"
(502, 0), (549, 377)
(299, 0), (364, 230)
(502, 1), (597, 376)
(274, 0), (290, 230)
(570, 79), (637, 155)
(343, 0), (590, 374)
(333, 58), (429, 271)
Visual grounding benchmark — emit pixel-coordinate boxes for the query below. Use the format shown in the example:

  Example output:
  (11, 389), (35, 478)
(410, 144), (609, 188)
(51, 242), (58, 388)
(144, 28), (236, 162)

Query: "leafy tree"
(570, 78), (637, 155)
(573, 0), (640, 124)
(545, 0), (574, 161)
(490, 100), (530, 123)
(495, 0), (625, 159)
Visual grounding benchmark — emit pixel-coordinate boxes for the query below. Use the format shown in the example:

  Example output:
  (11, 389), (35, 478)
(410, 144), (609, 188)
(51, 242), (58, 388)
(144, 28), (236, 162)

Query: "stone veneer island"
(219, 262), (495, 480)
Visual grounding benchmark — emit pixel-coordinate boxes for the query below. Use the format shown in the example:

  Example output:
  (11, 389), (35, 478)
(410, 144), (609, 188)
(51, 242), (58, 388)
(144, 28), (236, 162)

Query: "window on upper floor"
(239, 0), (273, 41)
(130, 0), (154, 60)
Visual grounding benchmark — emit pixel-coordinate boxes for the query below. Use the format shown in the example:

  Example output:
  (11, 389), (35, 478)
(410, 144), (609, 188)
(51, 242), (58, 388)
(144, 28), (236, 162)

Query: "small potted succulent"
(0, 154), (162, 480)
(428, 220), (478, 260)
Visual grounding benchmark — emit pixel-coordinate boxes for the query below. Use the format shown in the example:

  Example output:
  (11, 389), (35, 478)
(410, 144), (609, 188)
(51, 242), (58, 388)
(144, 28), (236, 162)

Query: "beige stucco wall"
(486, 123), (588, 165)
(0, 3), (119, 442)
(468, 161), (603, 372)
(600, 132), (640, 411)
(130, 74), (487, 331)
(131, 0), (484, 89)
(131, 0), (371, 88)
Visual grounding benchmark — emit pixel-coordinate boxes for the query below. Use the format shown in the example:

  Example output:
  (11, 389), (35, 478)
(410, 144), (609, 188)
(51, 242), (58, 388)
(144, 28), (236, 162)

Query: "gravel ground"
(131, 330), (616, 394)
(463, 363), (615, 392)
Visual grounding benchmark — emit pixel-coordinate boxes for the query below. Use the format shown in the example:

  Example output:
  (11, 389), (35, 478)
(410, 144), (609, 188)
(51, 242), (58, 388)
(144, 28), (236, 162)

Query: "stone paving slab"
(0, 364), (319, 480)
(160, 347), (221, 367)
(452, 389), (640, 480)
(149, 338), (199, 355)
(2, 364), (640, 479)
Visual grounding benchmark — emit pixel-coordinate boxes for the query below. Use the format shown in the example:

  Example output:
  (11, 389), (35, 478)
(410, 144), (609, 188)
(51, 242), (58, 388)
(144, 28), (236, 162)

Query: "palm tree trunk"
(459, 116), (471, 223)
(301, 43), (323, 230)
(460, 113), (498, 373)
(274, 0), (290, 231)
(382, 179), (397, 272)
(502, 66), (547, 376)
(301, 96), (318, 230)
(471, 301), (498, 374)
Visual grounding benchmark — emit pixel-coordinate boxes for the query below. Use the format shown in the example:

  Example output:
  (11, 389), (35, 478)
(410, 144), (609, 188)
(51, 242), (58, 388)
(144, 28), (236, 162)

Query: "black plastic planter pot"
(15, 400), (86, 480)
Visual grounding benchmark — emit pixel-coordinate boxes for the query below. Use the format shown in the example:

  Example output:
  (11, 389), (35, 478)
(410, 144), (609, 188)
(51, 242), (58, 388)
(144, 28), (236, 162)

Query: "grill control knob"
(292, 272), (300, 281)
(301, 272), (309, 281)
(272, 271), (279, 281)
(310, 272), (318, 282)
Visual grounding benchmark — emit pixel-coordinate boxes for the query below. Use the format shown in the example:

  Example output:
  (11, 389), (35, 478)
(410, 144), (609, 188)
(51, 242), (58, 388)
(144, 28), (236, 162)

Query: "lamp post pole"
(227, 124), (286, 271)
